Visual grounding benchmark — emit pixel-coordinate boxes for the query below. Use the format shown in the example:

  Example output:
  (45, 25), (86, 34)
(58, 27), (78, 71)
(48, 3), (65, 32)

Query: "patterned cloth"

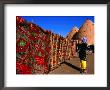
(81, 37), (87, 43)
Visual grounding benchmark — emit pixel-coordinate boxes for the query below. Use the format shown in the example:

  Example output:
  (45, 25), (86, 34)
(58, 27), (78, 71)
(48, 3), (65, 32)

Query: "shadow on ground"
(63, 61), (81, 72)
(49, 54), (94, 74)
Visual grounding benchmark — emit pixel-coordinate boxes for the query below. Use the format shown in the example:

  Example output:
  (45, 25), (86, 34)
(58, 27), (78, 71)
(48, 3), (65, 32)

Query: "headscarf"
(81, 37), (87, 43)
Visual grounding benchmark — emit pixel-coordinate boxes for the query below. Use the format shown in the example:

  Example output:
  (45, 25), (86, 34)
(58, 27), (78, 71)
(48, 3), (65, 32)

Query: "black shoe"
(83, 69), (87, 74)
(80, 69), (83, 74)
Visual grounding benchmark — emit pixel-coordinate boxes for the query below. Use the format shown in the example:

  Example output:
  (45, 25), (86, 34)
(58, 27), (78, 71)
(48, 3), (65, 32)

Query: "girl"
(77, 37), (88, 74)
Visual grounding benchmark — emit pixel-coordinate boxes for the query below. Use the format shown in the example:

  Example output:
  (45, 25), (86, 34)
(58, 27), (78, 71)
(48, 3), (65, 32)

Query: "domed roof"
(73, 19), (94, 45)
(66, 26), (79, 40)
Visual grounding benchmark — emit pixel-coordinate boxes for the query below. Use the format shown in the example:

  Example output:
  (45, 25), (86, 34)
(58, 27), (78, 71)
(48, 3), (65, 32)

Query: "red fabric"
(16, 61), (32, 74)
(35, 56), (45, 66)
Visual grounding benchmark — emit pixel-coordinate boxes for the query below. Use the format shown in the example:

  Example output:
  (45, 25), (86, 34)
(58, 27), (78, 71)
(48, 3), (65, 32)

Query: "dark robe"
(76, 43), (88, 60)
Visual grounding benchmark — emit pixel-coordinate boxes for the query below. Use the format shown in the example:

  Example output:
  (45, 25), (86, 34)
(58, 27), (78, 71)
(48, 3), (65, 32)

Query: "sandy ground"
(49, 53), (94, 74)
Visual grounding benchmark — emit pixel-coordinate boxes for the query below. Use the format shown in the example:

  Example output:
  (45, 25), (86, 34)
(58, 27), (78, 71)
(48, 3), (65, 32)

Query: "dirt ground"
(49, 53), (94, 74)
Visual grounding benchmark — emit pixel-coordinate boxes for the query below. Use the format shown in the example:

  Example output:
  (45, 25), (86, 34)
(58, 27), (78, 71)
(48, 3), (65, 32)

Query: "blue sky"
(21, 16), (94, 37)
